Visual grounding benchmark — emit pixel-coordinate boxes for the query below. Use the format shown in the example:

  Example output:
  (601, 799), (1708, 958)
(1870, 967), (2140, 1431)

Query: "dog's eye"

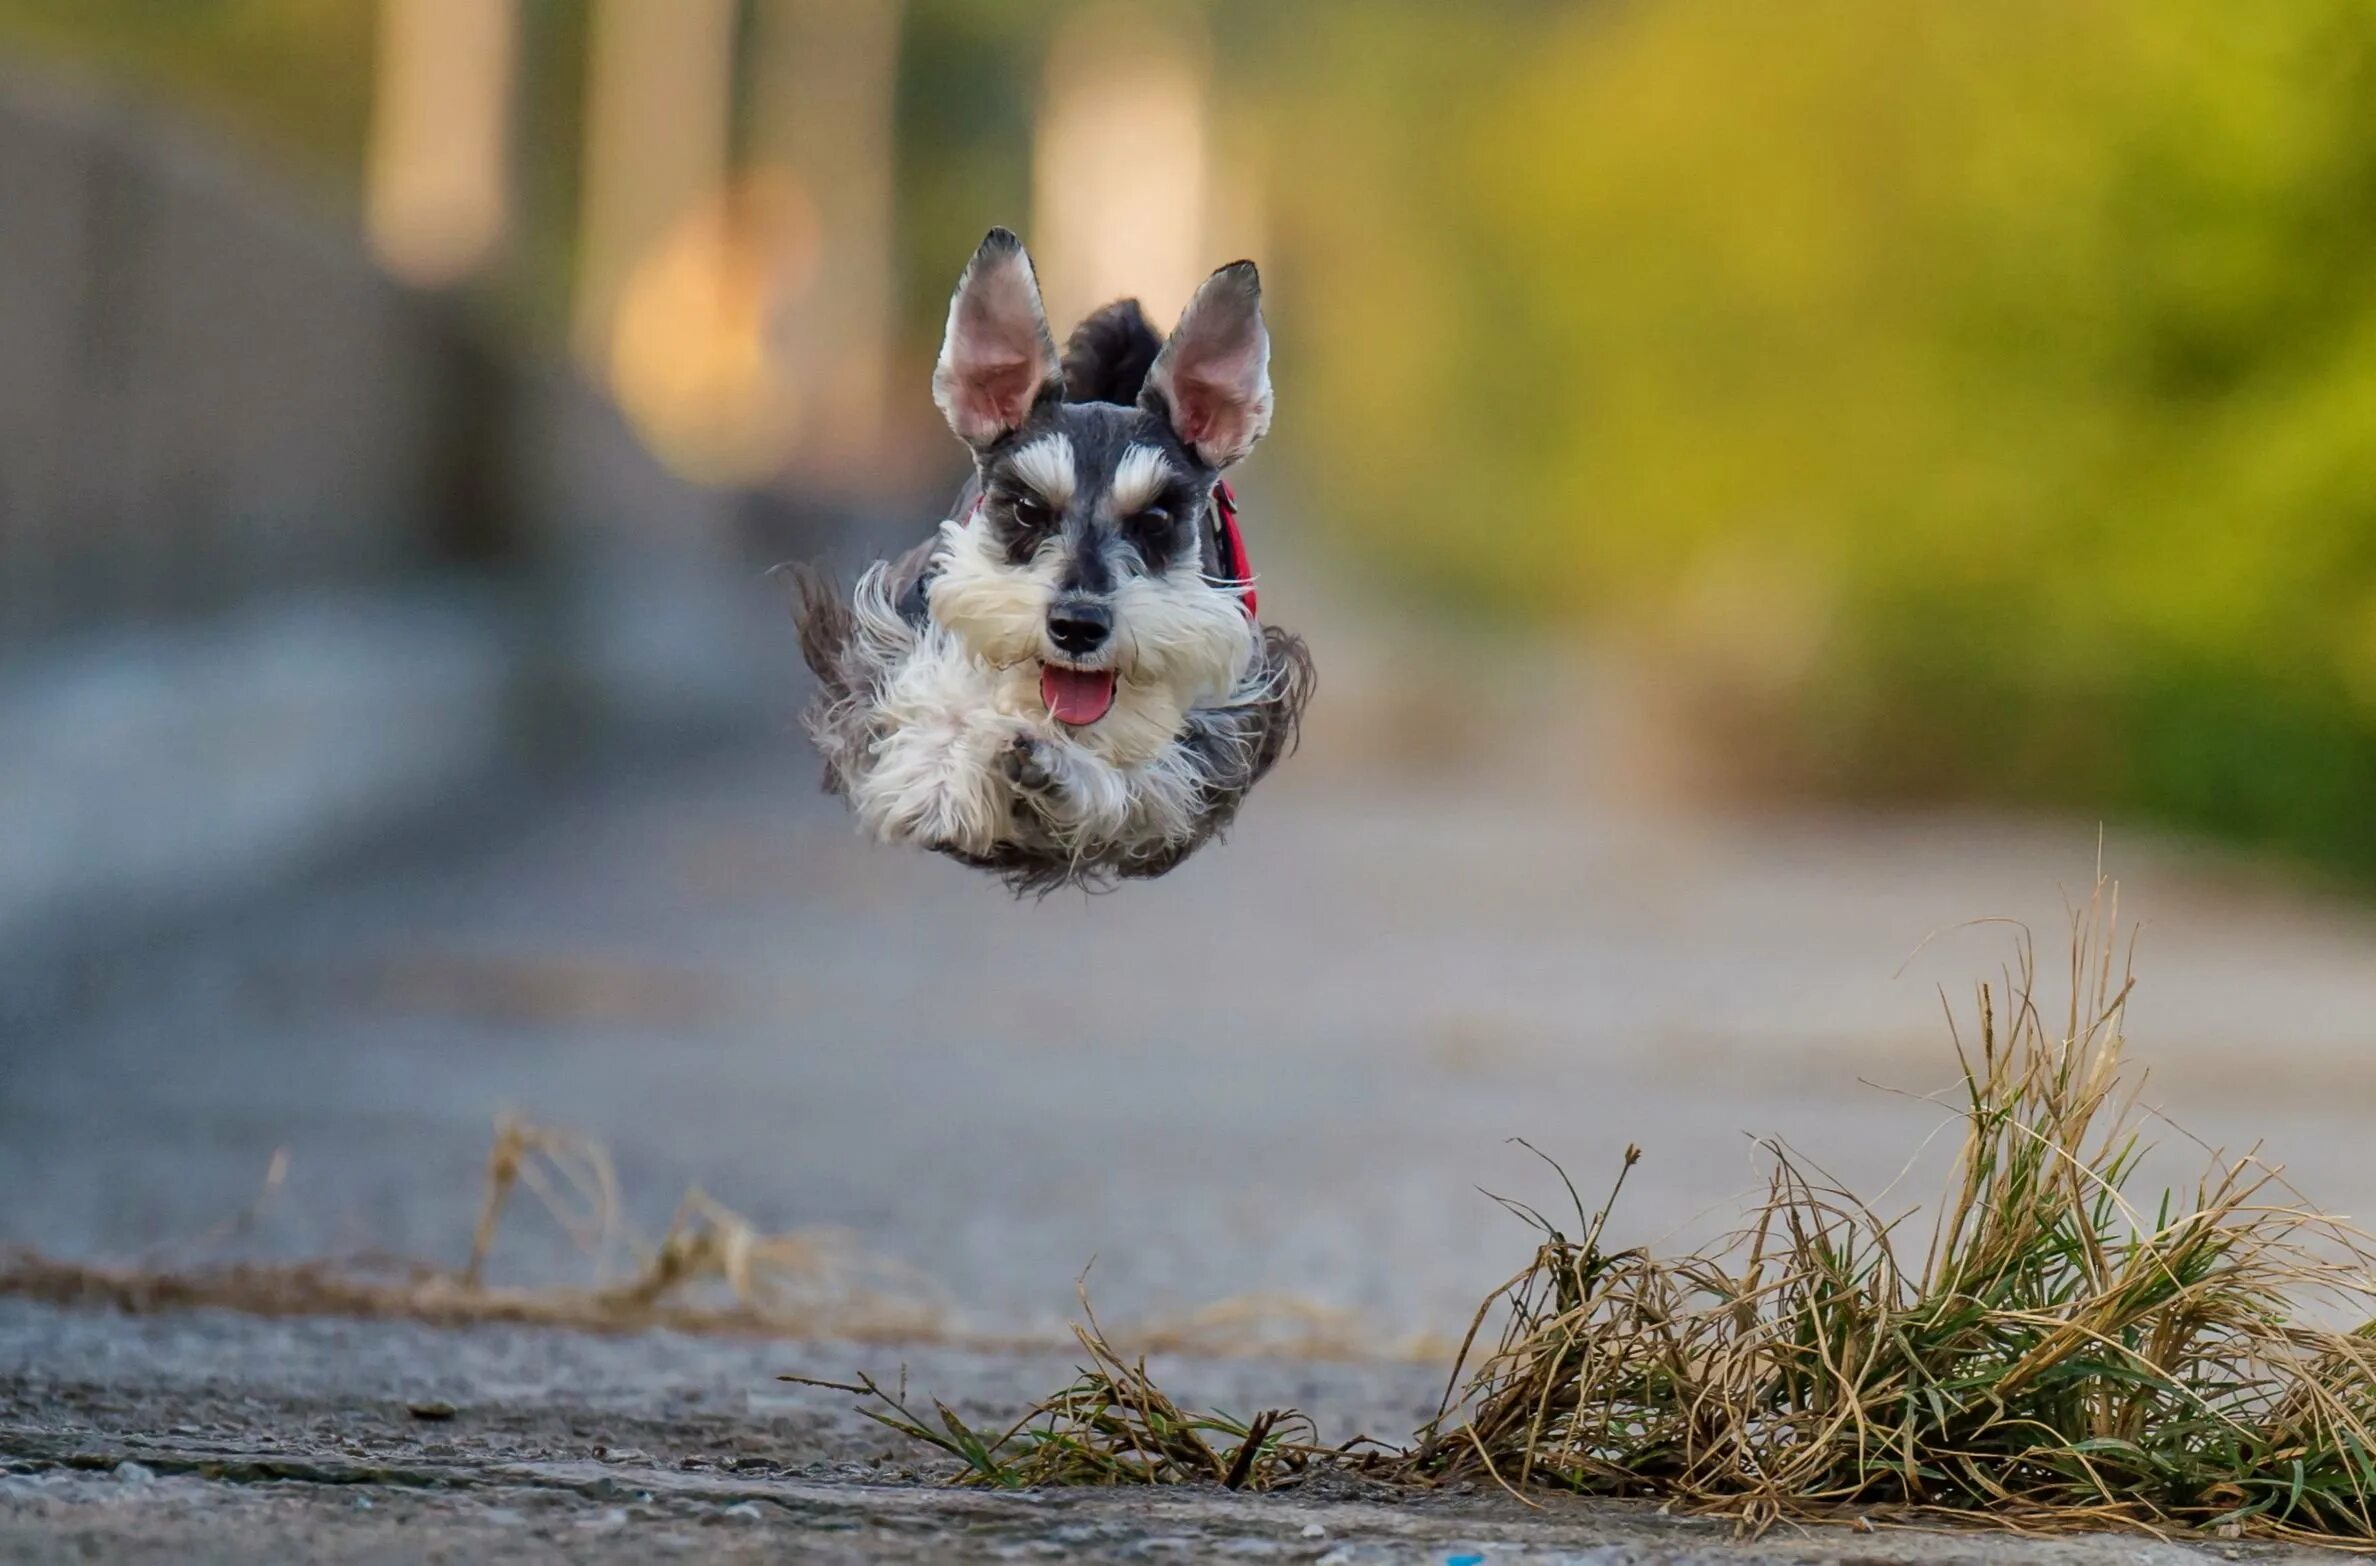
(1011, 495), (1054, 530)
(1124, 505), (1176, 558)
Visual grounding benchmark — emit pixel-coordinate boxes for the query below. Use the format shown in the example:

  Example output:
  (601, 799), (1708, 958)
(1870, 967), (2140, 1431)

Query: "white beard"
(794, 538), (1304, 891)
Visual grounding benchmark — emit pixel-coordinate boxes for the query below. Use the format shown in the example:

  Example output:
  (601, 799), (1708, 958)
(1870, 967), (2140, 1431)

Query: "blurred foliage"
(8, 0), (2376, 871)
(0, 0), (375, 182)
(893, 0), (1044, 365)
(1255, 0), (2376, 872)
(0, 1), (595, 340)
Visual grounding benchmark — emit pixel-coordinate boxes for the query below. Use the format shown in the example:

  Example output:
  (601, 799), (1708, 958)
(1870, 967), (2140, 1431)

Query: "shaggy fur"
(1061, 299), (1164, 406)
(790, 228), (1314, 894)
(796, 556), (1312, 892)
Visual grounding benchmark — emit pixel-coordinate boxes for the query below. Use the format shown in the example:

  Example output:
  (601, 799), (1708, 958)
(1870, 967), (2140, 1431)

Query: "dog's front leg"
(851, 703), (1025, 858)
(1001, 734), (1133, 845)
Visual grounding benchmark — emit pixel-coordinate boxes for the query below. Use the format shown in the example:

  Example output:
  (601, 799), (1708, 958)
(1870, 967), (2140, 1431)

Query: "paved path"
(11, 730), (2376, 1339)
(8, 709), (2376, 1557)
(0, 1301), (2340, 1564)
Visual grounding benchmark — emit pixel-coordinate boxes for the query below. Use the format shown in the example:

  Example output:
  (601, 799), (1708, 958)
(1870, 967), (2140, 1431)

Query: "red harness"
(1211, 480), (1256, 620)
(965, 481), (1257, 620)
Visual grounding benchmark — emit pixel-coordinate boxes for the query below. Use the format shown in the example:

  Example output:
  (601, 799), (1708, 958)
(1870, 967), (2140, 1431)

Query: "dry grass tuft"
(834, 878), (2376, 1547)
(461, 1117), (948, 1333)
(787, 1284), (1382, 1490)
(1399, 878), (2376, 1543)
(1, 1114), (950, 1343)
(0, 1117), (1405, 1359)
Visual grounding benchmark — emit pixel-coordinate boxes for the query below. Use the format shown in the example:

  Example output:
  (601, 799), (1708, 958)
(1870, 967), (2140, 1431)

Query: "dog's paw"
(1001, 733), (1064, 806)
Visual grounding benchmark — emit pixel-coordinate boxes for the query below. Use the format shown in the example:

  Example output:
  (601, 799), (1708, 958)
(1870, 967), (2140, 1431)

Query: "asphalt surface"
(0, 1301), (2343, 1564)
(8, 694), (2376, 1558)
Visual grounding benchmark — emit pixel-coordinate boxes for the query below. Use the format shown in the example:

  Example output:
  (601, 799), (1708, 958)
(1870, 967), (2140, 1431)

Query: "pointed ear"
(932, 228), (1062, 447)
(1143, 261), (1272, 467)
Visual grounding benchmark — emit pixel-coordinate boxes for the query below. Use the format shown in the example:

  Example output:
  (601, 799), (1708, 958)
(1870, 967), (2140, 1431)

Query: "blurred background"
(7, 2), (2376, 1341)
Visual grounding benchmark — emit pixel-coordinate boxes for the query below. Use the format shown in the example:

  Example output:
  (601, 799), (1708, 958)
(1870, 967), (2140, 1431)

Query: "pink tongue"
(1040, 665), (1117, 726)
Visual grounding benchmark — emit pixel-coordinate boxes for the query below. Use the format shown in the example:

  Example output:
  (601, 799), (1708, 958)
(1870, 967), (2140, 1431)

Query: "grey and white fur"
(790, 228), (1313, 894)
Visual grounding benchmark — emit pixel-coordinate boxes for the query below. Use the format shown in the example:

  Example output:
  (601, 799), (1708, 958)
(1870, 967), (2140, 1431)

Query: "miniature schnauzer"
(791, 227), (1313, 893)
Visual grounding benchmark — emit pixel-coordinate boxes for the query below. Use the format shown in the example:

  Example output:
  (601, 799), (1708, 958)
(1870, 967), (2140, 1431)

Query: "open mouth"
(1039, 664), (1117, 726)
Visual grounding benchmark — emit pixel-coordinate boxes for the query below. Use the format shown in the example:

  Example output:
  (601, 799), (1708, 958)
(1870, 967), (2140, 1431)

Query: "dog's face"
(926, 229), (1268, 734)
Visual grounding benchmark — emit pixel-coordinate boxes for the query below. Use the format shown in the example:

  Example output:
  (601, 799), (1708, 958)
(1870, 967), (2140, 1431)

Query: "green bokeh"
(1259, 0), (2376, 874)
(8, 0), (2374, 875)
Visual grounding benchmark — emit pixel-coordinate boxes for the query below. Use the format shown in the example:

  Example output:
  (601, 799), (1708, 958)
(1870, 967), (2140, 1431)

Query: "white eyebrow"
(1110, 444), (1176, 516)
(1005, 434), (1076, 506)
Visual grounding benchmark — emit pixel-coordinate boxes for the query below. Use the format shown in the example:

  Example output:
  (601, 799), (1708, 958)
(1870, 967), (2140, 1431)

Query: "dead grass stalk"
(832, 878), (2376, 1546)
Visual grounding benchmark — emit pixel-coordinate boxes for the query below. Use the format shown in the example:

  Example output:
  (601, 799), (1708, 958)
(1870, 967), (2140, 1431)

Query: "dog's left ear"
(934, 227), (1063, 447)
(1144, 261), (1272, 468)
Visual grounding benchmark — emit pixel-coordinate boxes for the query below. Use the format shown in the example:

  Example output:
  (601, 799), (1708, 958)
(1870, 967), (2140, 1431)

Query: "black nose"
(1047, 600), (1112, 656)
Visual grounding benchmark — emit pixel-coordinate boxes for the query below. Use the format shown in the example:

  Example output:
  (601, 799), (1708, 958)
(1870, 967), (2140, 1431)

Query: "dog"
(790, 227), (1313, 893)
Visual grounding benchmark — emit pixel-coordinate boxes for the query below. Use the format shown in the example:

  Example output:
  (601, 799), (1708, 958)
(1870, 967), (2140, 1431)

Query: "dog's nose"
(1046, 600), (1112, 656)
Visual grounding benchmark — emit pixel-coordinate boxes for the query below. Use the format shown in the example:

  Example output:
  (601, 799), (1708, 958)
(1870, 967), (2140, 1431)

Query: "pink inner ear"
(1173, 377), (1220, 444)
(1173, 371), (1243, 448)
(937, 244), (1058, 441)
(970, 356), (1043, 426)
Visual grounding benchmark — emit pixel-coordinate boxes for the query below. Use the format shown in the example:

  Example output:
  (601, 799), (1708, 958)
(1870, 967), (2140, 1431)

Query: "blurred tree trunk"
(749, 0), (904, 490)
(1032, 4), (1211, 333)
(572, 0), (737, 370)
(365, 0), (519, 288)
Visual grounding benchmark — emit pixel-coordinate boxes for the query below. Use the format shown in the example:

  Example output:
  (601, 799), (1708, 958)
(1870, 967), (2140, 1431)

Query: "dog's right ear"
(933, 228), (1062, 447)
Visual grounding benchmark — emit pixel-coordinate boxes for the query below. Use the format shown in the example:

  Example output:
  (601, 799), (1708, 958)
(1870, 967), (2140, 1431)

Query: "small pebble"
(1300, 1522), (1328, 1538)
(111, 1461), (154, 1484)
(721, 1501), (766, 1521)
(406, 1401), (456, 1422)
